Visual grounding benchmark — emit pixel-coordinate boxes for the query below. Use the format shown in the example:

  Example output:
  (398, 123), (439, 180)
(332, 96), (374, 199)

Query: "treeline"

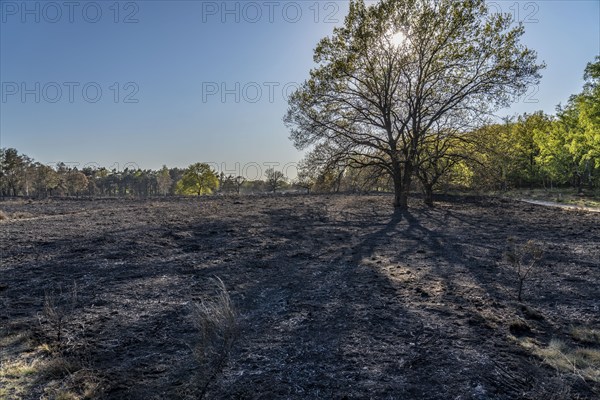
(296, 58), (600, 197)
(0, 153), (294, 199)
(2, 59), (598, 200)
(0, 153), (176, 198)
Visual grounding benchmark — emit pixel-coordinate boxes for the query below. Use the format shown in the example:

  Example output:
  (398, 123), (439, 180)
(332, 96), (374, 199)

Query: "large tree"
(285, 0), (543, 208)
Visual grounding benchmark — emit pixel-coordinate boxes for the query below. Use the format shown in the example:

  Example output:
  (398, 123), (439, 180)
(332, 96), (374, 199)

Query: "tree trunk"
(575, 173), (583, 194)
(393, 188), (408, 209)
(392, 163), (411, 209)
(424, 184), (434, 207)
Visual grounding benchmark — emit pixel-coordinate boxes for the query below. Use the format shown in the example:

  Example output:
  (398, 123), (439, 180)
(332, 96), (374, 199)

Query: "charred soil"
(1, 195), (599, 399)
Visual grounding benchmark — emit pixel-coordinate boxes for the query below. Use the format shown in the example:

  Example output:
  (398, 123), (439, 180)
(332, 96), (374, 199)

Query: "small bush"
(0, 210), (8, 220)
(41, 283), (78, 348)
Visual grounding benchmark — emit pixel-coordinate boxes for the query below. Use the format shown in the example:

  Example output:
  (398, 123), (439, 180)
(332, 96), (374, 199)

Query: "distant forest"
(0, 155), (295, 198)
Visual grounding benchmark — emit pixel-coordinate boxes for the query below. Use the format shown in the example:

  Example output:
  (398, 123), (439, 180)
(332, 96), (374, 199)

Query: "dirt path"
(519, 198), (600, 213)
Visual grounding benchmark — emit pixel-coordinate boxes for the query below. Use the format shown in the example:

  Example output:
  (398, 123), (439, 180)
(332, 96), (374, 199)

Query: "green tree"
(535, 58), (600, 192)
(285, 0), (543, 208)
(415, 133), (465, 206)
(176, 163), (219, 196)
(576, 57), (600, 183)
(451, 113), (551, 192)
(508, 112), (552, 187)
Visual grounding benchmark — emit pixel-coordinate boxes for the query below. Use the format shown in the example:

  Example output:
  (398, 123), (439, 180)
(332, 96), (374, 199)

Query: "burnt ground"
(1, 195), (599, 399)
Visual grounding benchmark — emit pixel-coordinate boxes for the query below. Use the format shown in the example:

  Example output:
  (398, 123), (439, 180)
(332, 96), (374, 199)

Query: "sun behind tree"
(176, 163), (219, 196)
(285, 0), (544, 209)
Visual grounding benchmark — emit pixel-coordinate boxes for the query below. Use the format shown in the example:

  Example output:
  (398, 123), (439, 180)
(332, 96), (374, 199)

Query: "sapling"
(506, 237), (544, 302)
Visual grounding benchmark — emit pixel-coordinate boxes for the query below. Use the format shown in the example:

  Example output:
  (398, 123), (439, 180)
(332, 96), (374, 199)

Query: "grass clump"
(570, 326), (600, 345)
(535, 339), (600, 383)
(10, 211), (34, 219)
(190, 277), (238, 398)
(0, 357), (42, 399)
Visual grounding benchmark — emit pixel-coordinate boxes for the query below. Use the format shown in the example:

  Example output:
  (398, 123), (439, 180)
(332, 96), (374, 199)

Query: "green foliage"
(176, 163), (219, 196)
(534, 58), (600, 190)
(509, 112), (553, 186)
(286, 0), (542, 207)
(443, 58), (600, 193)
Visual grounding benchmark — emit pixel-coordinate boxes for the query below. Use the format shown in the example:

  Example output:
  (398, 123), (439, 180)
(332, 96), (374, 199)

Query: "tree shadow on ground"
(2, 196), (599, 399)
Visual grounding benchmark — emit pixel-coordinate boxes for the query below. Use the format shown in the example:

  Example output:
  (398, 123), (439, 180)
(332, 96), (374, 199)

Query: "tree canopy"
(175, 163), (219, 196)
(285, 0), (544, 208)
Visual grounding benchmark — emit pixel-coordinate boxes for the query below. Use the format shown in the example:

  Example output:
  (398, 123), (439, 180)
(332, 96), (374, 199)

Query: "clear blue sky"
(1, 0), (599, 176)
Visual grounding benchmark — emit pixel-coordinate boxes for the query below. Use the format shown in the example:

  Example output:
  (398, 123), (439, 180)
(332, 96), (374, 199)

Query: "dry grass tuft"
(535, 339), (600, 383)
(42, 367), (104, 400)
(0, 210), (8, 220)
(0, 334), (100, 399)
(0, 356), (41, 398)
(190, 277), (238, 398)
(570, 326), (600, 345)
(10, 211), (34, 219)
